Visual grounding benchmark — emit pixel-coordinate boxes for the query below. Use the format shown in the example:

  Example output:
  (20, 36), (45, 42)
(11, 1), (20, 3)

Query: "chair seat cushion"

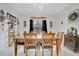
(42, 45), (52, 48)
(16, 42), (24, 45)
(26, 46), (36, 49)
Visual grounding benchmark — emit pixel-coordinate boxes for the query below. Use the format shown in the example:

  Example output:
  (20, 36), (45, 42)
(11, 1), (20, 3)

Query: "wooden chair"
(23, 33), (37, 56)
(42, 33), (55, 56)
(57, 32), (64, 51)
(13, 32), (24, 56)
(54, 32), (64, 55)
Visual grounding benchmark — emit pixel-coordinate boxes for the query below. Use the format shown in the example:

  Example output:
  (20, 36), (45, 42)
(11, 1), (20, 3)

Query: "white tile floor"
(0, 40), (79, 56)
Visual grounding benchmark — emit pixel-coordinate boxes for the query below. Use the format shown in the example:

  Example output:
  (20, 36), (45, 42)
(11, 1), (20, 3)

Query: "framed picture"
(50, 21), (53, 28)
(0, 9), (5, 22)
(24, 21), (26, 27)
(7, 13), (16, 22)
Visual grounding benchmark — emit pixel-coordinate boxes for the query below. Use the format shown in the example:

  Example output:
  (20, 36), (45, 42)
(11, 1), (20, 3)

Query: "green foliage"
(68, 12), (79, 21)
(70, 27), (74, 31)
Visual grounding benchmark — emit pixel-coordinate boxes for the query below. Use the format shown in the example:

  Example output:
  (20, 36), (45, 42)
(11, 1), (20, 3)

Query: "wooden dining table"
(14, 35), (59, 56)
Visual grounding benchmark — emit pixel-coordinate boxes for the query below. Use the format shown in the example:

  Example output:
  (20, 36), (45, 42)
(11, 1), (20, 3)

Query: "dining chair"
(23, 33), (37, 56)
(42, 33), (55, 56)
(12, 32), (24, 56)
(57, 32), (64, 52)
(54, 32), (64, 56)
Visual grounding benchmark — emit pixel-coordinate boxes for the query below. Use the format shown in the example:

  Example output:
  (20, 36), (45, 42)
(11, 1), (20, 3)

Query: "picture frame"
(0, 9), (5, 22)
(24, 20), (26, 27)
(50, 21), (53, 28)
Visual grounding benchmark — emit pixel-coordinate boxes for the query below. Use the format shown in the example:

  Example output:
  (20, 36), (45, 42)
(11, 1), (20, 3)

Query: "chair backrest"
(12, 32), (19, 41)
(23, 33), (37, 46)
(12, 32), (24, 43)
(57, 32), (64, 44)
(11, 32), (15, 40)
(42, 33), (55, 45)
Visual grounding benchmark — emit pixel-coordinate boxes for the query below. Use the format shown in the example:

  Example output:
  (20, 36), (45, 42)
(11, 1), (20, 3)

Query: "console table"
(64, 34), (79, 52)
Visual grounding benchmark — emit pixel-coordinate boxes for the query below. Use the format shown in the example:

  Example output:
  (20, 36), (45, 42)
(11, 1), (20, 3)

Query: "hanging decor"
(7, 13), (17, 29)
(68, 9), (79, 23)
(0, 9), (5, 22)
(24, 21), (26, 27)
(61, 21), (63, 24)
(50, 21), (53, 28)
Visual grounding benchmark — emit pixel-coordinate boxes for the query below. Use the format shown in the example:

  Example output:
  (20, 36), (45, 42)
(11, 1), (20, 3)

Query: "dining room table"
(14, 33), (59, 56)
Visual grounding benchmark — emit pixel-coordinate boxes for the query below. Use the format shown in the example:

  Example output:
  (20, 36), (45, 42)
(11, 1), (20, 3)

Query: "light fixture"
(61, 21), (63, 24)
(33, 4), (45, 10)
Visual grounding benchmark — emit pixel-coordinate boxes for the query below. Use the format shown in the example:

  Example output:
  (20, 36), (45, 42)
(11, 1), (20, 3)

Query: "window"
(33, 20), (42, 33)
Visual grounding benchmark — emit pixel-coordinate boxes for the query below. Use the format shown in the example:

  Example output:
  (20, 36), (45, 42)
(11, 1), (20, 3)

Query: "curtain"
(42, 20), (47, 33)
(29, 20), (33, 33)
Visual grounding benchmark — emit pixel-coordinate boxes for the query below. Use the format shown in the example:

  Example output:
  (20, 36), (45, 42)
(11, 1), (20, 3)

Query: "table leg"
(51, 48), (53, 56)
(64, 35), (66, 46)
(56, 39), (59, 56)
(14, 42), (17, 56)
(35, 49), (37, 56)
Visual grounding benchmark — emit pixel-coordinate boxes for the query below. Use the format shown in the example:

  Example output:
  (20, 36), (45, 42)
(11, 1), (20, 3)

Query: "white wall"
(0, 3), (21, 50)
(18, 15), (56, 33)
(50, 4), (79, 34)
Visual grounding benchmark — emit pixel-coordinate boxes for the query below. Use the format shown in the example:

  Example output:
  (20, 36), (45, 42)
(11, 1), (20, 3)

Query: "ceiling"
(10, 3), (70, 16)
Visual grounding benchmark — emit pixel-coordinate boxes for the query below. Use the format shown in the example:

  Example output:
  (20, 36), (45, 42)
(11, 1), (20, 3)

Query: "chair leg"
(56, 40), (59, 56)
(14, 43), (17, 56)
(51, 48), (53, 56)
(58, 45), (61, 52)
(35, 49), (37, 56)
(25, 49), (28, 56)
(24, 47), (25, 53)
(64, 38), (66, 46)
(26, 52), (27, 56)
